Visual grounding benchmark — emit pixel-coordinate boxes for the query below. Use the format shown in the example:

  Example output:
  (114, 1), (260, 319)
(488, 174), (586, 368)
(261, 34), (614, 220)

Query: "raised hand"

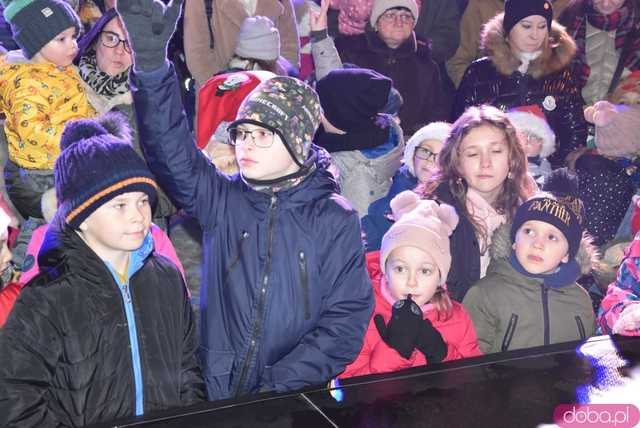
(116, 0), (183, 71)
(309, 0), (330, 33)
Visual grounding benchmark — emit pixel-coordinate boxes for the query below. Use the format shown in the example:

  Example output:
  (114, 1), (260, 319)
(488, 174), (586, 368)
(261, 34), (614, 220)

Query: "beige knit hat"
(380, 191), (459, 285)
(235, 16), (280, 61)
(370, 0), (419, 29)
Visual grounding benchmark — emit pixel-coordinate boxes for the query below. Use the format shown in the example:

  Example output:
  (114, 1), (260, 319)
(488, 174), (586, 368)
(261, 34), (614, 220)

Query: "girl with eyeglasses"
(361, 121), (452, 252)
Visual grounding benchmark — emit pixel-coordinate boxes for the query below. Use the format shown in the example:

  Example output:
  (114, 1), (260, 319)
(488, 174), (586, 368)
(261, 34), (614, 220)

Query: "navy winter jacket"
(131, 64), (374, 400)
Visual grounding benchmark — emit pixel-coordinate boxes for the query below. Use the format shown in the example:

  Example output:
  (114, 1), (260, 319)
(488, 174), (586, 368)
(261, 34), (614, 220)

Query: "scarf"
(569, 1), (640, 88)
(241, 149), (317, 194)
(78, 50), (130, 98)
(518, 51), (542, 74)
(465, 188), (507, 277)
(509, 252), (581, 289)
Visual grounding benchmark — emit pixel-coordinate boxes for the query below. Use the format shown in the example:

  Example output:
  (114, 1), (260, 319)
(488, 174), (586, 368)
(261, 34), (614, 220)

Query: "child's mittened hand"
(612, 304), (640, 335)
(374, 296), (423, 359)
(415, 319), (447, 363)
(116, 0), (183, 71)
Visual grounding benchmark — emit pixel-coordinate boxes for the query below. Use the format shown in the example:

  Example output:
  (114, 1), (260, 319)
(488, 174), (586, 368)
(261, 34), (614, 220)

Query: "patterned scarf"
(568, 1), (640, 89)
(78, 50), (130, 98)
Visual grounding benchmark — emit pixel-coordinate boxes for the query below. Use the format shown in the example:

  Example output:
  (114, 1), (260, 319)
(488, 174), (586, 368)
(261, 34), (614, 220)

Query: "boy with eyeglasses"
(116, 0), (374, 400)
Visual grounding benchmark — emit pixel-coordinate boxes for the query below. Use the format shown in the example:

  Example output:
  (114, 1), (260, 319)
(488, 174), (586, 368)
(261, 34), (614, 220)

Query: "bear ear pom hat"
(381, 191), (459, 285)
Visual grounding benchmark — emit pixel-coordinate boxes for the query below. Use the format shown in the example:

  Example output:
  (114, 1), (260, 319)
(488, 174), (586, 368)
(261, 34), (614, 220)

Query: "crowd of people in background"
(0, 0), (640, 425)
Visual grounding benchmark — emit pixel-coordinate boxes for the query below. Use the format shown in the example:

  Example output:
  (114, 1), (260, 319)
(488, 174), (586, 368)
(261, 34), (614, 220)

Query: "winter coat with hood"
(453, 14), (587, 164)
(446, 0), (571, 88)
(335, 29), (449, 136)
(598, 234), (640, 336)
(0, 220), (205, 427)
(130, 63), (374, 400)
(341, 252), (482, 378)
(463, 223), (597, 355)
(0, 51), (96, 170)
(326, 117), (405, 217)
(183, 0), (300, 86)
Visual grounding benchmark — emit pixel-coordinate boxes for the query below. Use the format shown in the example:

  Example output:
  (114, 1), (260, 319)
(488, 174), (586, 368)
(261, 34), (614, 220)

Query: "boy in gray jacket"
(463, 172), (596, 354)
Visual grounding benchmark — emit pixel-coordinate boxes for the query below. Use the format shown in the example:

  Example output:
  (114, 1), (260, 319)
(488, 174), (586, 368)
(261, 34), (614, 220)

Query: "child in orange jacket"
(341, 191), (481, 377)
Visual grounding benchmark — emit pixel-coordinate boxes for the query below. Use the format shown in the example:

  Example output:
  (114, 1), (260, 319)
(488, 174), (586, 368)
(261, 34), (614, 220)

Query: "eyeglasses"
(379, 11), (415, 24)
(99, 31), (131, 53)
(227, 126), (276, 148)
(414, 147), (438, 162)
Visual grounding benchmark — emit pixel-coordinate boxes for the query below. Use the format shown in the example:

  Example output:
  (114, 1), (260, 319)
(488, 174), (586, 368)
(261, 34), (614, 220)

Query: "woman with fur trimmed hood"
(453, 0), (587, 166)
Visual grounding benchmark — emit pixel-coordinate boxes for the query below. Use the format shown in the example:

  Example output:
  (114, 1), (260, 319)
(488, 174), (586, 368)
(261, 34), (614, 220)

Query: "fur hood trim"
(481, 13), (577, 79)
(490, 223), (600, 275)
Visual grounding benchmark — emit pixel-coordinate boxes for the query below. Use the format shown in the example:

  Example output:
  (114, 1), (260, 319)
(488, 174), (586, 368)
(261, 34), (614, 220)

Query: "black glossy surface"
(92, 335), (640, 428)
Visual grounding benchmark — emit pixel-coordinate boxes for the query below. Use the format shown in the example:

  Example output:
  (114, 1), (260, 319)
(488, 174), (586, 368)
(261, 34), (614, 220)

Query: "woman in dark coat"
(334, 0), (450, 136)
(453, 0), (587, 166)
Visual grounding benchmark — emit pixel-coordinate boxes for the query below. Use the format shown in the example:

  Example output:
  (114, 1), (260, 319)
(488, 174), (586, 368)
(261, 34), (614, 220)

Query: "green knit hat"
(3, 0), (81, 59)
(231, 76), (322, 167)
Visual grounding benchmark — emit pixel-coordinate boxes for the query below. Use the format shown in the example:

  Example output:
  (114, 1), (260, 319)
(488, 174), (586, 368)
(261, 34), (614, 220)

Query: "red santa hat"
(196, 70), (275, 149)
(507, 105), (556, 158)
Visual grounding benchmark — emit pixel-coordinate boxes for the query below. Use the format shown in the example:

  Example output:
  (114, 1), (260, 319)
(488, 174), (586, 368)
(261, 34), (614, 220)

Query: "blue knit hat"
(2, 0), (81, 59)
(55, 112), (158, 229)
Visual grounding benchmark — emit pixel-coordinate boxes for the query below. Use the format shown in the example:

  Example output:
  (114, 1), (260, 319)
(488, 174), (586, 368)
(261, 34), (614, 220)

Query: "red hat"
(507, 104), (556, 158)
(196, 70), (275, 149)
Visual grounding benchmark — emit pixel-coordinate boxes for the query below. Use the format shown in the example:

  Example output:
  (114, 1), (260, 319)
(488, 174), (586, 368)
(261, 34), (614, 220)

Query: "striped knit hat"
(55, 112), (157, 229)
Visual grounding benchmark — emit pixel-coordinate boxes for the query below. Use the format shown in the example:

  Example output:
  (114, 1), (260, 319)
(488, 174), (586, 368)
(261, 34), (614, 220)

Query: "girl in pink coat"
(341, 191), (481, 378)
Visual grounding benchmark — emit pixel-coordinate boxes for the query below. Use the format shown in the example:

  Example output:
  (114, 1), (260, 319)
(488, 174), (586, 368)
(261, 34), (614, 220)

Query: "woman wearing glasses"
(74, 8), (175, 229)
(362, 121), (452, 251)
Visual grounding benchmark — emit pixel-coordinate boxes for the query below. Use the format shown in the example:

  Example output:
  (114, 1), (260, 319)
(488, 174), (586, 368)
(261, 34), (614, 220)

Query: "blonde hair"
(421, 105), (533, 248)
(431, 286), (453, 321)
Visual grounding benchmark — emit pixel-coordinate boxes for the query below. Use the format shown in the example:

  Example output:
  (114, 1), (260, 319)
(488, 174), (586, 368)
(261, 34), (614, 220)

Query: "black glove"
(374, 295), (423, 359)
(415, 319), (447, 364)
(116, 0), (183, 71)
